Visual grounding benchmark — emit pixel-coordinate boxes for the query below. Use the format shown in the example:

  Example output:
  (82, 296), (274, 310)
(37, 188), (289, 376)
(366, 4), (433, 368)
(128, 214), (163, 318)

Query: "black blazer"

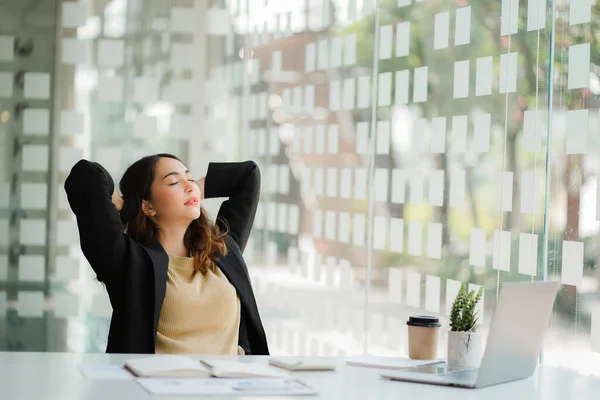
(64, 159), (269, 355)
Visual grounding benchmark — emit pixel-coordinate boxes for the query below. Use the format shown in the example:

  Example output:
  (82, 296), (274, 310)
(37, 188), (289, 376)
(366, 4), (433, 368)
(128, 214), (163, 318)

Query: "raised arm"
(64, 160), (127, 282)
(202, 161), (260, 253)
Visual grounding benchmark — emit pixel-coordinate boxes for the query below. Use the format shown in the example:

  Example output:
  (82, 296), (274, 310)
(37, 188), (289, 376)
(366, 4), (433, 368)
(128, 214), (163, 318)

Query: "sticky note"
(391, 169), (406, 203)
(339, 212), (351, 243)
(565, 109), (588, 154)
(22, 145), (48, 172)
(527, 0), (547, 30)
(501, 0), (519, 35)
(406, 272), (421, 308)
(521, 171), (539, 213)
(434, 12), (450, 50)
(455, 6), (472, 45)
(375, 168), (389, 202)
(425, 275), (441, 313)
(562, 240), (584, 286)
(318, 39), (329, 70)
(20, 219), (46, 245)
(409, 173), (424, 203)
(62, 1), (90, 28)
(60, 110), (84, 136)
(325, 210), (336, 240)
(288, 204), (300, 235)
(330, 37), (342, 68)
(379, 25), (393, 59)
(21, 183), (48, 210)
(390, 218), (404, 252)
(518, 233), (538, 276)
(344, 34), (357, 66)
(24, 72), (50, 99)
(413, 67), (428, 103)
(522, 110), (543, 152)
(427, 223), (442, 259)
(472, 113), (491, 153)
(314, 167), (324, 196)
(354, 168), (367, 199)
(133, 76), (160, 103)
(23, 109), (50, 136)
(342, 78), (355, 109)
(449, 167), (466, 208)
(312, 209), (323, 238)
(97, 76), (124, 101)
(329, 79), (341, 111)
(328, 124), (339, 153)
(428, 170), (444, 207)
(326, 168), (338, 197)
(408, 221), (422, 256)
(97, 39), (125, 67)
(395, 70), (410, 105)
(378, 72), (392, 106)
(357, 76), (370, 108)
(497, 171), (514, 212)
(396, 22), (410, 57)
(430, 117), (446, 153)
(356, 122), (369, 154)
(475, 56), (493, 96)
(376, 120), (390, 154)
(373, 216), (387, 250)
(493, 230), (511, 271)
(315, 125), (326, 154)
(499, 52), (518, 93)
(469, 228), (486, 267)
(451, 115), (468, 153)
(340, 168), (352, 198)
(388, 268), (403, 303)
(61, 38), (91, 65)
(569, 43), (591, 89)
(570, 0), (591, 25)
(353, 213), (366, 246)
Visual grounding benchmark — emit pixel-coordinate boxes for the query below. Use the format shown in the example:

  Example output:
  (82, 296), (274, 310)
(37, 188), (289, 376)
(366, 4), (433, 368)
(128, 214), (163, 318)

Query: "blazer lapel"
(143, 243), (169, 334)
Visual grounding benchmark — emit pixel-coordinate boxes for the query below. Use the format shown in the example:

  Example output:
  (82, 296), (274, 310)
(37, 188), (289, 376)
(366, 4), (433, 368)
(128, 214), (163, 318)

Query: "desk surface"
(1, 352), (599, 400)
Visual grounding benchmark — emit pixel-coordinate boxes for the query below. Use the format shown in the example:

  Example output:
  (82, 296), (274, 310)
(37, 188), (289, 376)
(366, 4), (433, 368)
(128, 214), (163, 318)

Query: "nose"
(185, 180), (195, 193)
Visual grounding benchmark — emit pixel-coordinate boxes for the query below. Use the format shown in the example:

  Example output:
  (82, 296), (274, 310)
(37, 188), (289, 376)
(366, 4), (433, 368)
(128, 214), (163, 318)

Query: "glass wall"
(0, 0), (599, 377)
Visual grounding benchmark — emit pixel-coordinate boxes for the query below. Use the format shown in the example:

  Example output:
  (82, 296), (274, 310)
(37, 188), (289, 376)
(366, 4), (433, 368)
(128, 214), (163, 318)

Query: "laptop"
(381, 281), (560, 389)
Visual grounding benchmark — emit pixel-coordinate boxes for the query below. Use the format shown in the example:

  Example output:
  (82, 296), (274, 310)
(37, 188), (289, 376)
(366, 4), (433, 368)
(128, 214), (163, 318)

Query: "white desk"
(1, 352), (599, 399)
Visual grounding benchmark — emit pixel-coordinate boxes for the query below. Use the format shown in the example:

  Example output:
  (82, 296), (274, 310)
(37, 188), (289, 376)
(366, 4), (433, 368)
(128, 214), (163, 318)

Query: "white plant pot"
(447, 331), (484, 367)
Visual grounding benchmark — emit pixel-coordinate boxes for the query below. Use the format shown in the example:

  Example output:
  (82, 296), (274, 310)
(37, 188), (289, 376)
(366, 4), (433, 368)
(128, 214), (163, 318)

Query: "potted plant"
(448, 283), (485, 367)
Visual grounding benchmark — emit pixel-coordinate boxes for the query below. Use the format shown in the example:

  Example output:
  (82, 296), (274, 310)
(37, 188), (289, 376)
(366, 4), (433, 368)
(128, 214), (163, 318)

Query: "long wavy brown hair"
(118, 154), (228, 274)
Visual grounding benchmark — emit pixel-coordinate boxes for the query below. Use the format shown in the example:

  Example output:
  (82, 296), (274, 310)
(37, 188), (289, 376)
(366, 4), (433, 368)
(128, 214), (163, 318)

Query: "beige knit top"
(155, 254), (241, 355)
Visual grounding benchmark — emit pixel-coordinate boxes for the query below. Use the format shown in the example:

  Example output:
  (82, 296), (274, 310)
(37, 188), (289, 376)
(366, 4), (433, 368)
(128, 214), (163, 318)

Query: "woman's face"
(142, 157), (202, 225)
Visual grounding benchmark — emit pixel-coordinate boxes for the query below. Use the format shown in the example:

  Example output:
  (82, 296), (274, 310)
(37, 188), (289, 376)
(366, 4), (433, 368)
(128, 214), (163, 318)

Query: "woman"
(64, 154), (269, 355)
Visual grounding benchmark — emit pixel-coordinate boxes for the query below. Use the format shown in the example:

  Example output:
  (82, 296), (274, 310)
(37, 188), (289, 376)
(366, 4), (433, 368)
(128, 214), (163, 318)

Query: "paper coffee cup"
(406, 315), (441, 360)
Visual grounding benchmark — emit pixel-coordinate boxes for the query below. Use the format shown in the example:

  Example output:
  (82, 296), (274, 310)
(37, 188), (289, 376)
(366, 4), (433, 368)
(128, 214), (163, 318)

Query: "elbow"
(247, 161), (261, 192)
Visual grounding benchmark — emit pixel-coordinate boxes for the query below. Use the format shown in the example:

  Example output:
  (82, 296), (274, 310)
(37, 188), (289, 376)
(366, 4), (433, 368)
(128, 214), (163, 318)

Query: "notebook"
(346, 355), (443, 370)
(125, 356), (289, 379)
(268, 357), (337, 371)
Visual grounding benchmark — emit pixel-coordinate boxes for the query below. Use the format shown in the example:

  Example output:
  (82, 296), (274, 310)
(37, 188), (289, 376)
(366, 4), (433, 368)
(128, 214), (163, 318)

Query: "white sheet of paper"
(315, 125), (326, 154)
(408, 221), (422, 256)
(472, 113), (491, 153)
(342, 78), (355, 109)
(346, 356), (442, 370)
(428, 170), (444, 207)
(62, 2), (90, 28)
(562, 240), (584, 286)
(354, 168), (367, 200)
(353, 214), (366, 247)
(425, 275), (441, 313)
(374, 168), (389, 202)
(527, 0), (547, 30)
(318, 39), (329, 70)
(476, 56), (493, 96)
(500, 0), (519, 35)
(518, 233), (538, 276)
(328, 125), (339, 153)
(377, 120), (390, 154)
(60, 110), (84, 136)
(314, 167), (324, 196)
(22, 145), (48, 172)
(338, 212), (351, 243)
(434, 12), (450, 50)
(0, 72), (12, 97)
(568, 43), (590, 89)
(413, 67), (428, 103)
(303, 126), (313, 154)
(325, 210), (336, 241)
(499, 52), (518, 93)
(0, 36), (13, 62)
(20, 219), (46, 246)
(305, 42), (316, 72)
(137, 378), (316, 396)
(451, 115), (468, 153)
(469, 228), (486, 267)
(390, 218), (404, 253)
(378, 72), (392, 106)
(406, 271), (421, 308)
(409, 173), (424, 204)
(312, 209), (323, 238)
(388, 268), (403, 303)
(493, 230), (511, 271)
(304, 84), (315, 113)
(455, 6), (472, 45)
(357, 76), (370, 108)
(21, 183), (47, 210)
(522, 110), (543, 152)
(430, 117), (446, 154)
(344, 34), (357, 66)
(97, 39), (125, 67)
(379, 25), (393, 59)
(24, 73), (50, 100)
(23, 109), (50, 136)
(19, 255), (45, 281)
(396, 22), (410, 57)
(565, 109), (588, 154)
(391, 169), (406, 204)
(373, 216), (387, 250)
(426, 222), (442, 259)
(329, 79), (341, 111)
(521, 171), (539, 214)
(449, 167), (466, 208)
(330, 36), (342, 68)
(453, 60), (470, 99)
(497, 171), (514, 212)
(395, 70), (410, 105)
(171, 8), (195, 33)
(326, 168), (338, 197)
(570, 0), (591, 25)
(356, 121), (369, 154)
(446, 279), (462, 316)
(61, 38), (91, 65)
(340, 168), (352, 199)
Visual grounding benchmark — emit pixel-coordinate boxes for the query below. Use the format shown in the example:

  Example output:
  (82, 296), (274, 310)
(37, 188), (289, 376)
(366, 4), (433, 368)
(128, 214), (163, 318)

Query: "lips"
(184, 197), (199, 206)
